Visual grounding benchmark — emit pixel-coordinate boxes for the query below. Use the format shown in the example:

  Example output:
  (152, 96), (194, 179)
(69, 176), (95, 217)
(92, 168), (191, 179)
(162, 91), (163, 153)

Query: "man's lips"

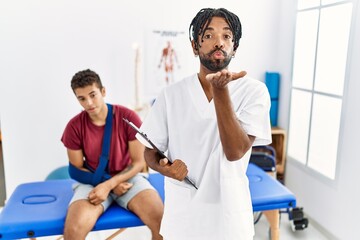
(210, 49), (226, 59)
(87, 107), (96, 112)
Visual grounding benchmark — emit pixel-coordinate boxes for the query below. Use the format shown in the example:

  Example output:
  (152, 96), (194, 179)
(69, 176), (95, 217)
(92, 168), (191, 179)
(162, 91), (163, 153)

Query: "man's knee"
(128, 189), (164, 221)
(64, 200), (103, 237)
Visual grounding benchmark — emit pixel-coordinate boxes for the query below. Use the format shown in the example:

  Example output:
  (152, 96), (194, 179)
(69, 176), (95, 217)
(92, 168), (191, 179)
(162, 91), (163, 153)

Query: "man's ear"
(232, 50), (237, 58)
(191, 40), (199, 56)
(101, 87), (106, 97)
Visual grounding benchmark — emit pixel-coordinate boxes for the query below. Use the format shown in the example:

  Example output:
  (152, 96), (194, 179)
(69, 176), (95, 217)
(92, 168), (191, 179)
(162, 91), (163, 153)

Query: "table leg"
(264, 209), (280, 240)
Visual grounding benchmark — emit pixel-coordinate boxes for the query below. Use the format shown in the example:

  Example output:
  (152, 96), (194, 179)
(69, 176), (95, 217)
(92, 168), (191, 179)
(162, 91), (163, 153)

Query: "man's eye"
(90, 93), (96, 98)
(225, 34), (232, 39)
(204, 34), (211, 39)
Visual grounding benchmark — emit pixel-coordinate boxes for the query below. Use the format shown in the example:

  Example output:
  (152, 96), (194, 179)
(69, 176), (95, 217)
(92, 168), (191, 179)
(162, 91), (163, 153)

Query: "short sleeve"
(137, 90), (169, 152)
(61, 118), (82, 150)
(122, 107), (142, 141)
(237, 84), (272, 146)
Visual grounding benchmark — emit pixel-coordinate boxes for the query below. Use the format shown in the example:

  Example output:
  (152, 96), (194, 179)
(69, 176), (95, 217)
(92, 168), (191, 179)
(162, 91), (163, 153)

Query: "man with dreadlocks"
(139, 8), (271, 240)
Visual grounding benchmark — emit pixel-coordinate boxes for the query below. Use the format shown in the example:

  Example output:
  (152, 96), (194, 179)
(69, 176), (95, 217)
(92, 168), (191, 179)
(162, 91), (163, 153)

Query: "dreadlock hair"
(71, 69), (103, 93)
(189, 8), (242, 51)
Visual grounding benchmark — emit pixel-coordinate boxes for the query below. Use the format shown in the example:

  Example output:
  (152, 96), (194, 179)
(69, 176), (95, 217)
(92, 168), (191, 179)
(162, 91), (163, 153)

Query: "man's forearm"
(105, 161), (143, 190)
(144, 148), (163, 172)
(213, 87), (252, 160)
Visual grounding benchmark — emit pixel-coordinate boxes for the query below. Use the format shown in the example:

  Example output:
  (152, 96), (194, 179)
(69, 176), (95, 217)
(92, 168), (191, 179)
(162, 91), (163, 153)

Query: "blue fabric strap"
(91, 103), (113, 185)
(68, 103), (113, 186)
(68, 162), (111, 184)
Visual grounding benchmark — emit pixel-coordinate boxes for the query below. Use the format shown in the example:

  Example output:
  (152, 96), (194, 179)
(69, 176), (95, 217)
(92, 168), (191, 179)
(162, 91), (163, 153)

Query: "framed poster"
(143, 29), (188, 102)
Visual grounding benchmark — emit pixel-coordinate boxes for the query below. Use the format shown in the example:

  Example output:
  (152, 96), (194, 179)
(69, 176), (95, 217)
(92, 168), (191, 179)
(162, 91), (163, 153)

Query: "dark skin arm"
(143, 70), (254, 180)
(144, 147), (188, 181)
(205, 69), (255, 161)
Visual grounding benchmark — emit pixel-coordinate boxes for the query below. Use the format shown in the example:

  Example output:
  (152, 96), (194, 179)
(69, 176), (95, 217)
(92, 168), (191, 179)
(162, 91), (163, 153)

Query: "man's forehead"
(75, 84), (100, 96)
(205, 17), (231, 30)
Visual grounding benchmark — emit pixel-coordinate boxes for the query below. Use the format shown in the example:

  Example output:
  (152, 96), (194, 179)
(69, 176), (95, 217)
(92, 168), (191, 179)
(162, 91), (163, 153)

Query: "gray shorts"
(69, 173), (155, 210)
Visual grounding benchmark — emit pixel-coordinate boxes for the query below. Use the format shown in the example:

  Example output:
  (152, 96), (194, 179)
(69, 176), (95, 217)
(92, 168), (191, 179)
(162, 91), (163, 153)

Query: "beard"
(199, 49), (232, 72)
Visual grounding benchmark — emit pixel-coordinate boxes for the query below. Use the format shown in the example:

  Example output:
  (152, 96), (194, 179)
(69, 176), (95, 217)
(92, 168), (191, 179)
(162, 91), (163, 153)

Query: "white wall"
(2, 0), (359, 238)
(278, 1), (360, 239)
(0, 0), (281, 197)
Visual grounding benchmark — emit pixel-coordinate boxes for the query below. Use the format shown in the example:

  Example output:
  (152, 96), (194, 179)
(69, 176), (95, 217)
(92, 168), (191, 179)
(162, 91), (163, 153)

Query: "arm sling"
(68, 103), (113, 186)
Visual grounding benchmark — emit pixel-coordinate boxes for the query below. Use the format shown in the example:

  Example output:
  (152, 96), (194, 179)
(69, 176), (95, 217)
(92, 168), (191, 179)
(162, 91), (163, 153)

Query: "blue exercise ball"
(45, 166), (70, 180)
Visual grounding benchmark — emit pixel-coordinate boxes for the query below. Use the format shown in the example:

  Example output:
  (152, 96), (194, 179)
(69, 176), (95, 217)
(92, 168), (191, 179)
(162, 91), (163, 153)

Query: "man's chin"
(201, 58), (231, 72)
(86, 108), (97, 115)
(206, 64), (227, 72)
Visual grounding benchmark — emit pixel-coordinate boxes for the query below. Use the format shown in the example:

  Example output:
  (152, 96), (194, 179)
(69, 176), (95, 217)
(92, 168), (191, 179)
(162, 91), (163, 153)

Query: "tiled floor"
(0, 139), (329, 239)
(253, 212), (329, 240)
(6, 210), (329, 240)
(94, 212), (330, 240)
(0, 147), (329, 240)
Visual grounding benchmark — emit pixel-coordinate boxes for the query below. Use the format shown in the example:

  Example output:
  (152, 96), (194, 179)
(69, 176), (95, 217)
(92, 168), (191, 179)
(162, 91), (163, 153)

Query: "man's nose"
(214, 36), (224, 49)
(85, 98), (93, 106)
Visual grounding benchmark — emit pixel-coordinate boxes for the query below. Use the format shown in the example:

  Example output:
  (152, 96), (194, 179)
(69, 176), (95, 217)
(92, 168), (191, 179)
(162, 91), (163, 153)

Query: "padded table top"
(0, 164), (295, 239)
(247, 163), (296, 211)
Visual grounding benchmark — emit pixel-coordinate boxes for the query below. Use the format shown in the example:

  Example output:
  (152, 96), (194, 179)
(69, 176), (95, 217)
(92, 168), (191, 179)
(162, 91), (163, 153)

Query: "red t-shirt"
(61, 104), (142, 175)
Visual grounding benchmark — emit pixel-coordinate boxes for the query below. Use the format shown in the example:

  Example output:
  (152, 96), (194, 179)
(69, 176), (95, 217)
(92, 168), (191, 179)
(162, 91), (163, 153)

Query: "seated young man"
(61, 69), (163, 240)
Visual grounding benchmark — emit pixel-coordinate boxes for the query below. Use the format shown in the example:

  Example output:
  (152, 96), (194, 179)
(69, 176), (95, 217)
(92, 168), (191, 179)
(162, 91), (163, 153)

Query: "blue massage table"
(0, 163), (295, 240)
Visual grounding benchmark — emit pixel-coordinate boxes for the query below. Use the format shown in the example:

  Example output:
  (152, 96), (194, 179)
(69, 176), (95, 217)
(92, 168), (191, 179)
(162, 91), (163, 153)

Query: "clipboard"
(123, 118), (198, 189)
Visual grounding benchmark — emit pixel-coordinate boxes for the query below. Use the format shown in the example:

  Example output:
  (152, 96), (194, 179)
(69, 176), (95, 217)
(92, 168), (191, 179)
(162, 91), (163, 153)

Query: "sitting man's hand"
(112, 182), (133, 196)
(88, 182), (112, 205)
